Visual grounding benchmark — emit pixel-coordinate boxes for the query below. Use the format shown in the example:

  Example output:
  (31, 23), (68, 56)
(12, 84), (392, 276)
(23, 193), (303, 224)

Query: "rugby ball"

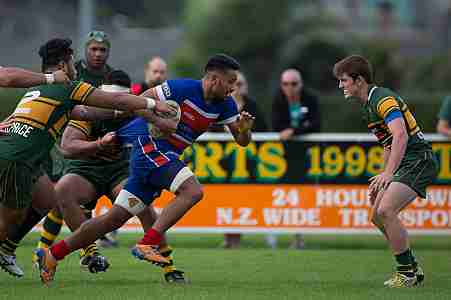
(148, 100), (181, 138)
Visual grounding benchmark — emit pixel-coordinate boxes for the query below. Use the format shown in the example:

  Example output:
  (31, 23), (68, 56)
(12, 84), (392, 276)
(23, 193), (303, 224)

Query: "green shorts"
(64, 159), (129, 208)
(393, 150), (439, 198)
(0, 159), (40, 209)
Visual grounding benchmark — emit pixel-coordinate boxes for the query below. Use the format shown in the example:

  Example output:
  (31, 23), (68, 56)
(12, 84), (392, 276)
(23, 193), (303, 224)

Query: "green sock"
(395, 248), (414, 266)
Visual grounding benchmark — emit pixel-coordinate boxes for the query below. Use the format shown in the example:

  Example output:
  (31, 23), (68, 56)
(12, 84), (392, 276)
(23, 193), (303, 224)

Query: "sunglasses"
(281, 81), (300, 87)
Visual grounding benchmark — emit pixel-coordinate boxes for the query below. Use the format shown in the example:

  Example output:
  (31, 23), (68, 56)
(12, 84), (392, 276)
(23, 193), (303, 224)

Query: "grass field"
(1, 233), (450, 300)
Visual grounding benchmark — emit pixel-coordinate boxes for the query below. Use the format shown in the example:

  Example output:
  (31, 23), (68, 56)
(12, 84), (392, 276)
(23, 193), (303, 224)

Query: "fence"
(85, 132), (451, 234)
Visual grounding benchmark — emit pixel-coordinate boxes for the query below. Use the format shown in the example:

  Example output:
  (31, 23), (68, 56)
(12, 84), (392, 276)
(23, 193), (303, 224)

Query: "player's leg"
(379, 151), (437, 288)
(135, 206), (186, 283)
(55, 173), (107, 272)
(0, 160), (39, 277)
(370, 189), (388, 239)
(375, 182), (418, 287)
(109, 176), (186, 283)
(35, 204), (133, 284)
(37, 208), (63, 249)
(151, 176), (203, 235)
(132, 162), (203, 265)
(3, 174), (56, 276)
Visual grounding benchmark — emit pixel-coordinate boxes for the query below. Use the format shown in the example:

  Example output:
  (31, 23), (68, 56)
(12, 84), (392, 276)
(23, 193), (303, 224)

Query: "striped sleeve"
(376, 96), (400, 119)
(69, 81), (95, 104)
(68, 120), (91, 137)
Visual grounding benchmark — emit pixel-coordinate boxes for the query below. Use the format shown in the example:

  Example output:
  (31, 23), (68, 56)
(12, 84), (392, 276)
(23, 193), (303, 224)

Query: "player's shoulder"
(369, 86), (399, 106)
(162, 79), (201, 99)
(166, 78), (200, 90)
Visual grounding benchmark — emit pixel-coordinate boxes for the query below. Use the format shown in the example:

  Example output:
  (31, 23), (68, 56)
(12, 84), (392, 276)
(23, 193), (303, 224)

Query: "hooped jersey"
(68, 117), (133, 163)
(117, 79), (239, 167)
(364, 85), (430, 151)
(0, 81), (94, 166)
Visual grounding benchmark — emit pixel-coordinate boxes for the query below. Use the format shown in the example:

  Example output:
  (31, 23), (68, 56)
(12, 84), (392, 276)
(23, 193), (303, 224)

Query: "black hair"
(204, 53), (240, 73)
(39, 38), (73, 72)
(104, 70), (131, 88)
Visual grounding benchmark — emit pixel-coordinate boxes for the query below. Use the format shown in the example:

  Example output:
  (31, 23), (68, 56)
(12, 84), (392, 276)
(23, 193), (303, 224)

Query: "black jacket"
(271, 88), (320, 134)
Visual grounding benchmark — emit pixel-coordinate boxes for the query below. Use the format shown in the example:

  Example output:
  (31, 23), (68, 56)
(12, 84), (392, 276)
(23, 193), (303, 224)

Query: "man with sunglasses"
(271, 68), (320, 249)
(272, 69), (320, 141)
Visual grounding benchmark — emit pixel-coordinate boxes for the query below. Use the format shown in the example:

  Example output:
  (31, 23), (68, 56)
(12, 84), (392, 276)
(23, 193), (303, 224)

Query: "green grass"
(1, 233), (450, 300)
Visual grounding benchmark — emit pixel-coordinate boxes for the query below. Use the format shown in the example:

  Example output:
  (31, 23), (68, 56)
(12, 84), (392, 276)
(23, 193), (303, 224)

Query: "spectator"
(437, 95), (451, 137)
(271, 68), (321, 249)
(131, 56), (168, 94)
(223, 71), (268, 248)
(272, 69), (321, 140)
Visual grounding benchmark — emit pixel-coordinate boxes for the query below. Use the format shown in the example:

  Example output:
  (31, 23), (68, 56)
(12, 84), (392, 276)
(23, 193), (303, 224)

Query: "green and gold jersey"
(0, 81), (95, 167)
(68, 117), (132, 164)
(364, 85), (430, 152)
(75, 60), (112, 88)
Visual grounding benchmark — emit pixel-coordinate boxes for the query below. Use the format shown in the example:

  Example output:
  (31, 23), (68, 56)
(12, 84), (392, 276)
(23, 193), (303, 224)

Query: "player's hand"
(238, 111), (254, 133)
(368, 187), (378, 205)
(52, 70), (70, 84)
(154, 100), (177, 117)
(280, 128), (294, 141)
(97, 132), (119, 150)
(369, 172), (393, 194)
(154, 117), (178, 136)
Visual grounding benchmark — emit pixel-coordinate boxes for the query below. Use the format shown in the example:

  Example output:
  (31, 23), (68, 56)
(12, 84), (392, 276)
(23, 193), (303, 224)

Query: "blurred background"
(2, 0), (451, 132)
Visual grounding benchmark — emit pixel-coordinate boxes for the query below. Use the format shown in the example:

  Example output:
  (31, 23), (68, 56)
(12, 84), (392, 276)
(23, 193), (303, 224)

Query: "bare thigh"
(56, 174), (98, 207)
(377, 182), (418, 217)
(31, 174), (56, 211)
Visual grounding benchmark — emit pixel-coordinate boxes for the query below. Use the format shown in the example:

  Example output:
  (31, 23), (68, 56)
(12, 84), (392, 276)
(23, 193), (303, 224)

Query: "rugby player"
(333, 55), (438, 288)
(0, 38), (173, 277)
(34, 30), (117, 269)
(54, 69), (185, 281)
(36, 54), (255, 285)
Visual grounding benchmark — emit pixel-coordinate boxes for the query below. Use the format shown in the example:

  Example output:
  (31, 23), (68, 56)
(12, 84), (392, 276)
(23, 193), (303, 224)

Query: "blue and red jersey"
(117, 79), (239, 168)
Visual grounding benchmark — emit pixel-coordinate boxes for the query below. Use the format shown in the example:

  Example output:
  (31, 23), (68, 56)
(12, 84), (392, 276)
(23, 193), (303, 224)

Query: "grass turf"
(1, 233), (450, 300)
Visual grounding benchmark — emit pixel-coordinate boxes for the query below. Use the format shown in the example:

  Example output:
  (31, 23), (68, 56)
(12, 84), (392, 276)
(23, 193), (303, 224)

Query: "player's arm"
(227, 111), (255, 146)
(0, 67), (69, 88)
(83, 88), (171, 116)
(383, 146), (391, 170)
(70, 105), (131, 121)
(134, 109), (178, 135)
(383, 118), (408, 175)
(140, 87), (161, 100)
(369, 111), (407, 192)
(59, 124), (117, 159)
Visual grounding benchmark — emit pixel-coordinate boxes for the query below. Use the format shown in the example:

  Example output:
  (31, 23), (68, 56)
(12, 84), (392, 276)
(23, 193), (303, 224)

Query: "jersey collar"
(367, 85), (378, 102)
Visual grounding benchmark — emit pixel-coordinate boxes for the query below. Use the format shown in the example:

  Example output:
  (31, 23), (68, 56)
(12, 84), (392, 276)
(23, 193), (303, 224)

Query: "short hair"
(39, 38), (73, 72)
(333, 55), (374, 84)
(205, 53), (240, 73)
(104, 70), (131, 88)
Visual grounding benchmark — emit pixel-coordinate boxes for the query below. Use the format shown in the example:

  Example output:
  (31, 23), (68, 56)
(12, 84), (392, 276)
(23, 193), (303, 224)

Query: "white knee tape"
(169, 167), (194, 193)
(115, 189), (147, 216)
